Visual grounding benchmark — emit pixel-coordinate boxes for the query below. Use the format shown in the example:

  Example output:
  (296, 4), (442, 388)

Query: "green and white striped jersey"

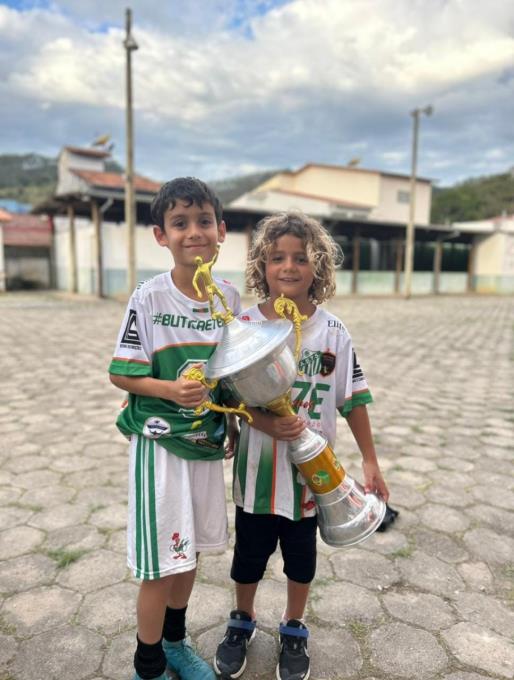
(109, 272), (241, 461)
(233, 304), (372, 520)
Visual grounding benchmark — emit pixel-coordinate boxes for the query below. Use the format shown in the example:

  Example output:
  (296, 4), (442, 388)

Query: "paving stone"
(88, 502), (128, 531)
(12, 468), (62, 489)
(0, 504), (34, 530)
(456, 561), (494, 592)
(0, 553), (57, 594)
(0, 632), (17, 667)
(102, 629), (136, 680)
(451, 591), (514, 637)
(106, 528), (127, 554)
(419, 504), (471, 533)
(397, 551), (465, 598)
(311, 582), (383, 625)
(470, 485), (514, 511)
(1, 293), (513, 680)
(425, 484), (474, 508)
(78, 581), (139, 635)
(414, 528), (470, 563)
(369, 622), (447, 678)
(330, 549), (399, 589)
(0, 486), (23, 504)
(45, 524), (106, 552)
(360, 528), (409, 555)
(19, 483), (76, 507)
(0, 525), (44, 559)
(442, 622), (514, 678)
(186, 582), (233, 633)
(443, 673), (500, 680)
(2, 585), (81, 635)
(382, 591), (456, 630)
(463, 528), (514, 565)
(28, 501), (91, 531)
(48, 453), (98, 473)
(308, 623), (363, 678)
(10, 626), (105, 679)
(56, 548), (128, 593)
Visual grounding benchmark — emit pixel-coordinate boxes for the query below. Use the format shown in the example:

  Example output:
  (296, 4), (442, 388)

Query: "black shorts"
(231, 506), (317, 585)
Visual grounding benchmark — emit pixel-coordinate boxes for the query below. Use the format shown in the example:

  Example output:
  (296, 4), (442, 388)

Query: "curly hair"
(246, 212), (343, 304)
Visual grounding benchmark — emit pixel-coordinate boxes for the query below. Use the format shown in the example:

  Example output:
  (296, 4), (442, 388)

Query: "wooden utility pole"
(124, 8), (138, 293)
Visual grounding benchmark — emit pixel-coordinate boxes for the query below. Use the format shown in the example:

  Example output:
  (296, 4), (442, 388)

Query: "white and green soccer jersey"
(233, 304), (372, 520)
(109, 272), (241, 461)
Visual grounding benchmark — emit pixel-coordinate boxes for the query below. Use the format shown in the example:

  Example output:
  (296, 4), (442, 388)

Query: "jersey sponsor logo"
(142, 417), (171, 438)
(121, 309), (142, 348)
(328, 319), (344, 330)
(152, 312), (224, 331)
(181, 430), (208, 440)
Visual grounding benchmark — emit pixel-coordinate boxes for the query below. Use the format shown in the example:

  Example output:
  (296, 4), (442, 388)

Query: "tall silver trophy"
(188, 250), (386, 547)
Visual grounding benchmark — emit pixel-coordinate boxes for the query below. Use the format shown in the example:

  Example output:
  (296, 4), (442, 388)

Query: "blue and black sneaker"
(214, 609), (256, 678)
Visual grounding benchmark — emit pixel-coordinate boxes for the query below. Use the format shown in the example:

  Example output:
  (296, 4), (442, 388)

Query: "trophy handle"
(273, 294), (307, 365)
(183, 365), (253, 423)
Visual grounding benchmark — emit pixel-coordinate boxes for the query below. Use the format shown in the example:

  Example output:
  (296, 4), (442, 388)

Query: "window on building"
(397, 190), (410, 204)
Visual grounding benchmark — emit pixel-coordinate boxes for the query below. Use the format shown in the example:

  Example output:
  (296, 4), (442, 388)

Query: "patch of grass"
(0, 615), (16, 636)
(8, 501), (43, 512)
(392, 544), (415, 559)
(503, 565), (514, 580)
(411, 425), (423, 433)
(415, 481), (433, 492)
(47, 548), (88, 569)
(348, 620), (368, 639)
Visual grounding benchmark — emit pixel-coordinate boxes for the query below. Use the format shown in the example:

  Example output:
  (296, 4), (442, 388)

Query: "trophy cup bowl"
(204, 316), (386, 547)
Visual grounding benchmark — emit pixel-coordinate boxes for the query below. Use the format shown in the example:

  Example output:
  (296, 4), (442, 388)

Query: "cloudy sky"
(0, 0), (513, 187)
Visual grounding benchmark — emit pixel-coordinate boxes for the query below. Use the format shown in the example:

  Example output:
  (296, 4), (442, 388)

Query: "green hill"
(0, 152), (123, 206)
(431, 171), (514, 223)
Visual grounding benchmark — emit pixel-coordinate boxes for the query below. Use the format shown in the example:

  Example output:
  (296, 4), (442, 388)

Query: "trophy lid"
(204, 317), (293, 379)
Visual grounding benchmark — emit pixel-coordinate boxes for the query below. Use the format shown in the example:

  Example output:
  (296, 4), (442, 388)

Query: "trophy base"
(315, 475), (386, 547)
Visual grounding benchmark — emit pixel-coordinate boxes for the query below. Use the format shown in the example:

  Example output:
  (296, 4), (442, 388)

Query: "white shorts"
(127, 435), (228, 580)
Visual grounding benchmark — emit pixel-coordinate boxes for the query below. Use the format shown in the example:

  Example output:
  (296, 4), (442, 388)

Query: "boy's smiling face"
(153, 199), (226, 271)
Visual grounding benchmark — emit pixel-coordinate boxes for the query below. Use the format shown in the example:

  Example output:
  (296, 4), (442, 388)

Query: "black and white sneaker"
(214, 610), (256, 679)
(276, 619), (310, 680)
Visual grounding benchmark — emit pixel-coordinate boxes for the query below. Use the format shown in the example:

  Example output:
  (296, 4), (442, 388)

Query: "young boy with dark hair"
(109, 177), (241, 680)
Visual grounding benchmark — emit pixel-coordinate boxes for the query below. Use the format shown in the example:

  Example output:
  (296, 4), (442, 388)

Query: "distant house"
(34, 145), (162, 296)
(451, 214), (514, 293)
(0, 210), (52, 290)
(228, 162), (432, 226)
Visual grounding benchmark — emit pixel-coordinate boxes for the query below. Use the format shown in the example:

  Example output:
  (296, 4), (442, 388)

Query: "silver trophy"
(188, 251), (386, 547)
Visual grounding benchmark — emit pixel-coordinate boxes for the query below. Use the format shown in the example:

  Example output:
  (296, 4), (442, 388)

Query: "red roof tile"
(71, 169), (161, 193)
(2, 215), (52, 247)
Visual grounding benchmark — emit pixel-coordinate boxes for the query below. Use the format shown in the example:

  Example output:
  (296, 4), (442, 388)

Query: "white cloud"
(0, 0), (513, 185)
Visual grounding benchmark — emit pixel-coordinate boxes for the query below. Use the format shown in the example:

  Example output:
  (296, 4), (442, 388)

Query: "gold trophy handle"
(183, 366), (253, 424)
(273, 294), (307, 366)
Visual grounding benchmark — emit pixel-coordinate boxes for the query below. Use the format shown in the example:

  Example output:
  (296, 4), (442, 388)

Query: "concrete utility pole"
(124, 8), (138, 293)
(404, 105), (433, 299)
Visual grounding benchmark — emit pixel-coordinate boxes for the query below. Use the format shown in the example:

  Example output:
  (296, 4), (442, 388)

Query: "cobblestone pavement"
(0, 291), (513, 680)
